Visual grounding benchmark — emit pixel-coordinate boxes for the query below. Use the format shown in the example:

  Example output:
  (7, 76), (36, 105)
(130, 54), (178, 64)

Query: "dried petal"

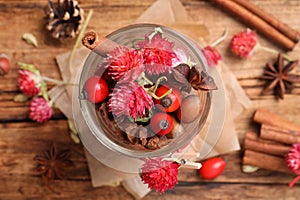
(202, 46), (222, 67)
(13, 94), (29, 102)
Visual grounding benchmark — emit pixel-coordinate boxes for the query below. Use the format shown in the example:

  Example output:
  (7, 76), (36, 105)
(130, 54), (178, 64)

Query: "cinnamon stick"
(253, 108), (300, 132)
(232, 0), (300, 43)
(245, 131), (284, 145)
(211, 0), (296, 50)
(260, 124), (300, 145)
(244, 132), (290, 157)
(82, 31), (119, 57)
(243, 150), (291, 174)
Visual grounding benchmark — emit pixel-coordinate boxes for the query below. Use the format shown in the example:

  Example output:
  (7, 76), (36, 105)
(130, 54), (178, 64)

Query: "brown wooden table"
(1, 0), (300, 199)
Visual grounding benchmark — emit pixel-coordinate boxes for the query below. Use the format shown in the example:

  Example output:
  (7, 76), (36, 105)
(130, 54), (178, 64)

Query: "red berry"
(0, 54), (11, 75)
(150, 112), (173, 136)
(199, 157), (226, 180)
(84, 76), (109, 103)
(154, 85), (182, 112)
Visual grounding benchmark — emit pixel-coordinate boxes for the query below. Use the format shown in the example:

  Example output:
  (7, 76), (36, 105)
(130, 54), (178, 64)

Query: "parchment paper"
(49, 0), (251, 198)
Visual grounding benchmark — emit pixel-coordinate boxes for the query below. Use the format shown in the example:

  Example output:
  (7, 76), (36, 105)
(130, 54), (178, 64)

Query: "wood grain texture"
(1, 0), (300, 199)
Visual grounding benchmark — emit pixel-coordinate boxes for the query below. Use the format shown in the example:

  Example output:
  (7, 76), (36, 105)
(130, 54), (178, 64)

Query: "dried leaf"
(68, 119), (80, 144)
(22, 33), (38, 47)
(13, 94), (29, 102)
(70, 132), (81, 144)
(242, 165), (259, 173)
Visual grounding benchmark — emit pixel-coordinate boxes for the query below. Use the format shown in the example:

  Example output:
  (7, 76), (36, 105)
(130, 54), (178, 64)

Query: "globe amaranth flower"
(136, 31), (179, 75)
(29, 97), (53, 123)
(105, 46), (144, 81)
(18, 69), (42, 96)
(142, 48), (178, 75)
(136, 31), (174, 50)
(230, 29), (258, 58)
(108, 82), (154, 121)
(140, 157), (180, 193)
(202, 46), (222, 67)
(286, 142), (300, 187)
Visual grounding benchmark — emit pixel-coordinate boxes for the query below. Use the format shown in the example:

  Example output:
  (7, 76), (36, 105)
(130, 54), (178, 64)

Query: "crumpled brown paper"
(49, 0), (251, 198)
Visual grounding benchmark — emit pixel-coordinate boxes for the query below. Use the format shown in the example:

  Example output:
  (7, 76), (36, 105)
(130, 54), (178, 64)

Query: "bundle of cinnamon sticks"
(242, 108), (300, 174)
(211, 0), (299, 51)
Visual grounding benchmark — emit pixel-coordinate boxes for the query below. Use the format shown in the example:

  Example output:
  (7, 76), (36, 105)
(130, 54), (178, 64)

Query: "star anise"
(33, 143), (73, 194)
(189, 66), (218, 91)
(260, 54), (300, 99)
(170, 63), (217, 92)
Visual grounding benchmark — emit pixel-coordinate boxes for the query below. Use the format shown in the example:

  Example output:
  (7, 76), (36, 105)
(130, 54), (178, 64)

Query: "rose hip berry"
(150, 112), (173, 136)
(84, 75), (109, 103)
(199, 157), (226, 180)
(0, 54), (11, 75)
(154, 85), (182, 112)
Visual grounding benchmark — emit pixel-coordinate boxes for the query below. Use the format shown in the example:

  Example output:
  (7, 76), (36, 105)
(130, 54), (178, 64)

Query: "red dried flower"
(140, 157), (180, 193)
(106, 46), (144, 81)
(136, 31), (174, 50)
(108, 82), (154, 121)
(202, 46), (222, 67)
(230, 29), (258, 58)
(142, 48), (178, 75)
(29, 97), (53, 123)
(286, 142), (300, 187)
(18, 69), (42, 96)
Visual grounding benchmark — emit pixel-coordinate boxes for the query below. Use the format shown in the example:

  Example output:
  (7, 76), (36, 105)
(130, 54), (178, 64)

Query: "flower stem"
(163, 158), (202, 169)
(256, 43), (292, 61)
(289, 175), (300, 187)
(150, 88), (172, 100)
(210, 28), (228, 47)
(41, 76), (77, 86)
(144, 76), (172, 100)
(49, 86), (66, 106)
(138, 72), (153, 86)
(68, 9), (93, 82)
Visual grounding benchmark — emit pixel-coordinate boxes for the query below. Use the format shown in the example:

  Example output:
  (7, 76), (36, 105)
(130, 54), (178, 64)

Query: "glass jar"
(75, 23), (224, 172)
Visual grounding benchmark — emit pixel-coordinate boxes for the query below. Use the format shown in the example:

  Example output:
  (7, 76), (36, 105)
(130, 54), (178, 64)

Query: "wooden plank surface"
(1, 0), (300, 199)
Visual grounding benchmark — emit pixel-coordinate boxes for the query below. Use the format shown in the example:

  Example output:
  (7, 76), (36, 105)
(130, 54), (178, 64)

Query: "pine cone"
(45, 0), (84, 40)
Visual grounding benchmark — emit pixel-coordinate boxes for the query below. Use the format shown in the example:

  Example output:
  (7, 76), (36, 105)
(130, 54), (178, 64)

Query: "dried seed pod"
(189, 66), (217, 91)
(147, 136), (160, 150)
(167, 117), (183, 138)
(177, 95), (202, 123)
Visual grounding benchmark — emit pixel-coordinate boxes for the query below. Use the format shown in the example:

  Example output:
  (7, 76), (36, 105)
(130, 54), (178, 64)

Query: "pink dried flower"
(136, 31), (174, 50)
(18, 69), (42, 96)
(140, 157), (180, 193)
(106, 46), (144, 81)
(230, 29), (258, 58)
(29, 97), (53, 123)
(108, 82), (154, 121)
(142, 48), (178, 75)
(286, 142), (300, 187)
(118, 65), (145, 83)
(202, 46), (222, 67)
